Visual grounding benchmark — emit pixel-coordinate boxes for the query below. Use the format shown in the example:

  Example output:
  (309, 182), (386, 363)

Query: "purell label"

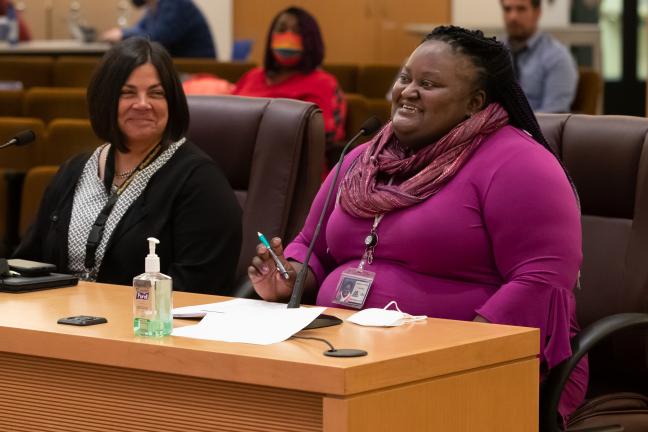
(134, 280), (155, 317)
(135, 291), (149, 300)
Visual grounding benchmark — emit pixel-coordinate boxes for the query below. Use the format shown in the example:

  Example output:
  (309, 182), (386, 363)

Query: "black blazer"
(14, 141), (242, 295)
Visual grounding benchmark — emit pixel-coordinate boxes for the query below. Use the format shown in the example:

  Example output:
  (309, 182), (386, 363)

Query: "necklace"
(114, 167), (136, 178)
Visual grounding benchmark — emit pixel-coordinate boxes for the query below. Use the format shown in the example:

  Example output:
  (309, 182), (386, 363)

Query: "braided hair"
(424, 25), (578, 198)
(424, 26), (550, 150)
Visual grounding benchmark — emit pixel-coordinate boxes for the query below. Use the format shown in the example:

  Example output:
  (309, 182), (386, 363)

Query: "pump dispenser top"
(145, 237), (160, 273)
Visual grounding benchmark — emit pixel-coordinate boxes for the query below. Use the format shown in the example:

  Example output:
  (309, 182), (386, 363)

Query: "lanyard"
(359, 213), (384, 270)
(82, 144), (162, 277)
(358, 177), (393, 271)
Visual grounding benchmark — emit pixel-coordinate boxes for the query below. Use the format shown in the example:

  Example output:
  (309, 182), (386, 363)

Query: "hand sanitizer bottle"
(133, 237), (173, 336)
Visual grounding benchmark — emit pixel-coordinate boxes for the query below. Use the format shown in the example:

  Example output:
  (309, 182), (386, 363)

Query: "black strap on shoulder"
(83, 144), (162, 273)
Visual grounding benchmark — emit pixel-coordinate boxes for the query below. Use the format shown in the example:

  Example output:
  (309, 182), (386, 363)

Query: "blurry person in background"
(0, 0), (31, 41)
(232, 7), (347, 170)
(501, 0), (578, 112)
(102, 0), (216, 58)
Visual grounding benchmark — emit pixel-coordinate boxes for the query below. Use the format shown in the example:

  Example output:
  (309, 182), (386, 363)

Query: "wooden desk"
(0, 40), (110, 56)
(0, 282), (539, 431)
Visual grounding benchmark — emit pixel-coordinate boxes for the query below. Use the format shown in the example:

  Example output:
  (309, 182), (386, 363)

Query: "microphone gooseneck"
(287, 117), (383, 310)
(0, 129), (36, 150)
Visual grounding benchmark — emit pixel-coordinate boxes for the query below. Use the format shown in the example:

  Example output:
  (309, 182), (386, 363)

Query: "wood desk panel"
(0, 351), (321, 432)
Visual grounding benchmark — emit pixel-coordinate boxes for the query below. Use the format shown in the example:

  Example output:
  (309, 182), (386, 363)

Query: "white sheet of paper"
(172, 298), (296, 318)
(172, 299), (326, 345)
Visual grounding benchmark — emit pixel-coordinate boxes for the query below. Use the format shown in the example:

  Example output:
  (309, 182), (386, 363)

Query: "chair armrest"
(567, 426), (623, 432)
(541, 313), (648, 431)
(568, 426), (623, 432)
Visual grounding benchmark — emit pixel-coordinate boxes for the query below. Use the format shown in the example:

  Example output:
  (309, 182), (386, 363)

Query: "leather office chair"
(537, 114), (648, 432)
(185, 95), (325, 297)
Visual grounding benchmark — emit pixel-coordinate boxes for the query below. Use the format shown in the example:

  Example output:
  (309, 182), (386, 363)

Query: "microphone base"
(324, 348), (367, 358)
(303, 313), (343, 330)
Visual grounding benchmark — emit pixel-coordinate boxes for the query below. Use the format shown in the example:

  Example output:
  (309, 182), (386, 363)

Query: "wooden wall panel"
(19, 0), (450, 65)
(0, 351), (322, 432)
(19, 0), (143, 41)
(233, 0), (451, 66)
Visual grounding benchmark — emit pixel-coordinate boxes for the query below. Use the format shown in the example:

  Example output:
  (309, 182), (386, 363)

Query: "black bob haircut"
(263, 6), (324, 74)
(86, 37), (189, 153)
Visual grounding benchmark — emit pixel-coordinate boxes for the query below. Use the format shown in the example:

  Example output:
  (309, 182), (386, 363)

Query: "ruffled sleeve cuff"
(284, 241), (327, 288)
(476, 282), (573, 370)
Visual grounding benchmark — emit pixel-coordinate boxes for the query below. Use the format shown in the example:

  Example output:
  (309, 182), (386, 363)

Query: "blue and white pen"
(257, 232), (290, 280)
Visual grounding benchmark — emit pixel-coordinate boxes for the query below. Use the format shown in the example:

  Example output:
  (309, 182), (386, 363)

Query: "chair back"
(173, 59), (256, 83)
(0, 90), (23, 117)
(0, 117), (46, 170)
(19, 166), (58, 238)
(23, 87), (88, 123)
(537, 113), (648, 395)
(186, 95), (325, 291)
(53, 56), (101, 87)
(322, 64), (358, 93)
(571, 67), (603, 115)
(357, 64), (399, 98)
(0, 56), (53, 88)
(41, 119), (102, 165)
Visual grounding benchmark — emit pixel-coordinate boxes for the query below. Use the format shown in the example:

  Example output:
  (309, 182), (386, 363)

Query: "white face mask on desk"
(347, 301), (427, 327)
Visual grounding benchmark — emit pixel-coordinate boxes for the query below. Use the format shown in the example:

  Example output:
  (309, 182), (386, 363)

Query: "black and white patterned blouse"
(68, 138), (185, 279)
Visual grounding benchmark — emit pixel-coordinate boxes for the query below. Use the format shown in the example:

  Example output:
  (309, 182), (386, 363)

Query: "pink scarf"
(339, 103), (509, 218)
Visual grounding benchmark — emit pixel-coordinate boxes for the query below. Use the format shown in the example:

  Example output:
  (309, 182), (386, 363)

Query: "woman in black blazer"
(14, 38), (242, 294)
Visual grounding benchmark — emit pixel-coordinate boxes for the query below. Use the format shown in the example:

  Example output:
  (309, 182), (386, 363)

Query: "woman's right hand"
(248, 237), (298, 302)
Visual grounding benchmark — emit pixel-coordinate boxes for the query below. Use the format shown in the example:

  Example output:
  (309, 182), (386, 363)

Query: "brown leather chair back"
(186, 95), (325, 290)
(538, 113), (648, 396)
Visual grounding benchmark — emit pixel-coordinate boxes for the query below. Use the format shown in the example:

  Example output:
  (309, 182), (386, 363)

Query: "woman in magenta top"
(248, 26), (587, 425)
(232, 7), (346, 165)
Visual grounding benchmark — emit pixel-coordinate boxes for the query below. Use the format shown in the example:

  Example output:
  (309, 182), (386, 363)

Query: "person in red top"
(232, 7), (346, 170)
(0, 0), (31, 41)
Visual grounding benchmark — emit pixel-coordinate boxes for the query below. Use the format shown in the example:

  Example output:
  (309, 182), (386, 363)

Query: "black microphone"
(0, 130), (36, 150)
(287, 117), (383, 331)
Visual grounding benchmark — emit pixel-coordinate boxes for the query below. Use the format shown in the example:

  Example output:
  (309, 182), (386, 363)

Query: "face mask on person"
(131, 0), (147, 8)
(347, 301), (427, 327)
(271, 32), (303, 67)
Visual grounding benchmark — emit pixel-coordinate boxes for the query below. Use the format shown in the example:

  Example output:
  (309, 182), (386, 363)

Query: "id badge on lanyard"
(332, 213), (384, 309)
